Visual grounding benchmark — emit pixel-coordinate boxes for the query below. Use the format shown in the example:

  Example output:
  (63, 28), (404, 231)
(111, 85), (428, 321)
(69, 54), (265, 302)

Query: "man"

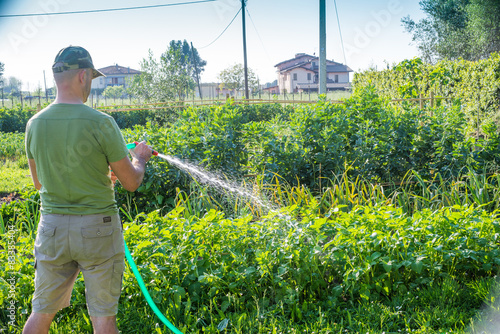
(23, 46), (152, 334)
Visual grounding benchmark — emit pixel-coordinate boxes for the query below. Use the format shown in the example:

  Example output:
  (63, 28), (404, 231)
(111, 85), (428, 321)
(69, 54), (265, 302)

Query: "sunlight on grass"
(0, 159), (32, 194)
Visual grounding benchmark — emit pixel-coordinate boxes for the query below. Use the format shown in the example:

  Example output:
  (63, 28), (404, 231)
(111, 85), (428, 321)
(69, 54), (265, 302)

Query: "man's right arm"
(109, 141), (152, 192)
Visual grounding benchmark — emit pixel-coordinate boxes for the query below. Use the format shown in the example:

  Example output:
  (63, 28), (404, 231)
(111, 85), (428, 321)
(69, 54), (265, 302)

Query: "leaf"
(311, 218), (326, 230)
(370, 252), (382, 262)
(411, 260), (424, 274)
(221, 301), (230, 313)
(217, 318), (229, 331)
(244, 267), (256, 276)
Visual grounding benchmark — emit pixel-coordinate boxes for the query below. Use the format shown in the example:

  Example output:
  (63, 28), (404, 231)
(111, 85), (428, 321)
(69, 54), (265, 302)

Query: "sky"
(0, 0), (426, 91)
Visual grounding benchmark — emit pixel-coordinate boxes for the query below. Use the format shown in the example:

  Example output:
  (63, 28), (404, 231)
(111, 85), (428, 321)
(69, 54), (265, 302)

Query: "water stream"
(156, 153), (274, 213)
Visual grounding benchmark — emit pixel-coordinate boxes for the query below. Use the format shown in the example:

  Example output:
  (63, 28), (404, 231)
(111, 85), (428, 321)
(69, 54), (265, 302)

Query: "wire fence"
(0, 94), (47, 110)
(0, 90), (353, 110)
(94, 93), (452, 113)
(1, 90), (453, 113)
(87, 89), (353, 109)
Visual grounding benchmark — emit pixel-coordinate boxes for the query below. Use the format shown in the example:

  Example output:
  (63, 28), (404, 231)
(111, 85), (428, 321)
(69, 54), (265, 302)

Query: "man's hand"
(109, 141), (153, 192)
(129, 141), (152, 163)
(109, 168), (118, 186)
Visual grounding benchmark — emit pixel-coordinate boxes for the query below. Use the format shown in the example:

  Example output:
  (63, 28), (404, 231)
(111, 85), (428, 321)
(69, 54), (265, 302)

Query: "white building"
(91, 64), (141, 92)
(275, 53), (352, 93)
(194, 83), (219, 99)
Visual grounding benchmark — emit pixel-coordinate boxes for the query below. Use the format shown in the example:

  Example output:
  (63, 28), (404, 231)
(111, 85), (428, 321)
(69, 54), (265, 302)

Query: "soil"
(0, 192), (21, 204)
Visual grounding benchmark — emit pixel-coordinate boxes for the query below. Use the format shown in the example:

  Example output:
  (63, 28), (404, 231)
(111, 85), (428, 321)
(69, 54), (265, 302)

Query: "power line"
(246, 8), (272, 63)
(333, 0), (347, 65)
(198, 8), (242, 49)
(0, 0), (215, 18)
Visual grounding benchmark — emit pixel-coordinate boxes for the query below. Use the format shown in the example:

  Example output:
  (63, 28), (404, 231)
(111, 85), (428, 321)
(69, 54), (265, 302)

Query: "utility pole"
(191, 42), (203, 99)
(319, 0), (327, 95)
(241, 0), (249, 99)
(43, 70), (48, 102)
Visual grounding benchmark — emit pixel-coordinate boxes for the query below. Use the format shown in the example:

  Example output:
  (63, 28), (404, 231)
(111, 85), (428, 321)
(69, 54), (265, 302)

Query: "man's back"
(25, 103), (128, 215)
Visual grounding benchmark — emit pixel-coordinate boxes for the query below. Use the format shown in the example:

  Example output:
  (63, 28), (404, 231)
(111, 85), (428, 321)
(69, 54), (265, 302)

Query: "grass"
(0, 158), (32, 194)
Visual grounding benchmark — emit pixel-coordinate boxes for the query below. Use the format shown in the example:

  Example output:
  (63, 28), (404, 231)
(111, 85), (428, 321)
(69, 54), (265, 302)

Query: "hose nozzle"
(126, 141), (158, 156)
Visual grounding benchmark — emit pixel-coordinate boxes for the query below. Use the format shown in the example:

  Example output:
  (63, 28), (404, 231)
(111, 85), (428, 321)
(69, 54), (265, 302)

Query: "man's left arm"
(28, 159), (42, 190)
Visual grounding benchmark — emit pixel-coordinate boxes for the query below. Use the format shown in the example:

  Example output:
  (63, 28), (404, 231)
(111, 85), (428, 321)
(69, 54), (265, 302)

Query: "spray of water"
(156, 153), (274, 213)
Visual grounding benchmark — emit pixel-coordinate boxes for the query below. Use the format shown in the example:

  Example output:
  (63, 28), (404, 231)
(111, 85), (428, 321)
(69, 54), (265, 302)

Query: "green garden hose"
(124, 142), (182, 333)
(124, 240), (183, 334)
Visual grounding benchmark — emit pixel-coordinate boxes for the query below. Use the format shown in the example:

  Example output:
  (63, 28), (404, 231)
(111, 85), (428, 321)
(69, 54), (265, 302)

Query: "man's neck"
(53, 94), (84, 104)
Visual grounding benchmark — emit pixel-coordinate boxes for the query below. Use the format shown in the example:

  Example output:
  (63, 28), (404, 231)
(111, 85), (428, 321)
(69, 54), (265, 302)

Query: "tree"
(466, 0), (500, 58)
(168, 40), (207, 82)
(128, 43), (199, 101)
(102, 85), (126, 101)
(7, 76), (22, 96)
(217, 64), (259, 96)
(33, 84), (43, 97)
(127, 53), (157, 101)
(0, 62), (4, 86)
(402, 0), (500, 62)
(402, 0), (471, 63)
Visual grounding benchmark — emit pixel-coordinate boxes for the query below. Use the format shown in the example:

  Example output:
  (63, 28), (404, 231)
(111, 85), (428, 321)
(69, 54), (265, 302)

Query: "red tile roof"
(98, 64), (141, 75)
(275, 54), (352, 73)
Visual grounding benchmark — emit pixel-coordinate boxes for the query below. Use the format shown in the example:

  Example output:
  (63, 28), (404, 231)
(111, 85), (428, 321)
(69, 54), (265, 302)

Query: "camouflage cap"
(52, 46), (105, 79)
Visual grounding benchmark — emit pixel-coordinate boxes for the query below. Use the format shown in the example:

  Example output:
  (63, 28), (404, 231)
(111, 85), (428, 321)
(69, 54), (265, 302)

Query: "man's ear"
(78, 69), (88, 83)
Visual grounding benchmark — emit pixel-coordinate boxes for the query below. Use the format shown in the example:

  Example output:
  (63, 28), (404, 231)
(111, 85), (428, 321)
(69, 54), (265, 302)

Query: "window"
(307, 73), (311, 81)
(112, 78), (119, 84)
(335, 75), (339, 83)
(293, 73), (297, 81)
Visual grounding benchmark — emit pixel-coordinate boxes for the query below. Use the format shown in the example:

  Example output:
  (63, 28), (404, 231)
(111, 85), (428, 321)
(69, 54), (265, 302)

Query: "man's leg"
(27, 215), (77, 334)
(91, 315), (119, 334)
(22, 312), (56, 334)
(76, 214), (125, 334)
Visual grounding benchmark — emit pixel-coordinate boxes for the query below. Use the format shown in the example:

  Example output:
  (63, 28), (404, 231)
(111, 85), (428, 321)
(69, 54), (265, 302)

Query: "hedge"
(352, 54), (500, 132)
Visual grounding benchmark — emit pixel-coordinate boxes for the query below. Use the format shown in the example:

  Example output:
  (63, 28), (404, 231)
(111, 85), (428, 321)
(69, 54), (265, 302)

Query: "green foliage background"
(3, 90), (500, 215)
(352, 54), (500, 131)
(402, 0), (500, 62)
(0, 107), (37, 133)
(112, 88), (500, 217)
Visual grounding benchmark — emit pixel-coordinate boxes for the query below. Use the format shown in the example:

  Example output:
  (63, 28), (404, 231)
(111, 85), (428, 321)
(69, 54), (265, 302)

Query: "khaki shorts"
(32, 213), (125, 317)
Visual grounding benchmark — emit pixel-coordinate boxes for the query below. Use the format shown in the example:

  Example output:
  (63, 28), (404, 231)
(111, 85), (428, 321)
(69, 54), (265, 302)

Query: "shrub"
(352, 54), (500, 132)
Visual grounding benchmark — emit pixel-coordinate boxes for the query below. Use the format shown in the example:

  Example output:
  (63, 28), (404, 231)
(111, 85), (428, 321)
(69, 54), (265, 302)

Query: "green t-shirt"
(25, 103), (129, 215)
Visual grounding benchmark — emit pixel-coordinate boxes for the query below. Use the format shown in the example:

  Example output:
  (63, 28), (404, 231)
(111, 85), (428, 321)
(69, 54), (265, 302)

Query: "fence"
(0, 94), (47, 110)
(88, 90), (352, 108)
(95, 93), (452, 113)
(1, 91), (452, 113)
(1, 89), (352, 108)
(94, 98), (342, 113)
